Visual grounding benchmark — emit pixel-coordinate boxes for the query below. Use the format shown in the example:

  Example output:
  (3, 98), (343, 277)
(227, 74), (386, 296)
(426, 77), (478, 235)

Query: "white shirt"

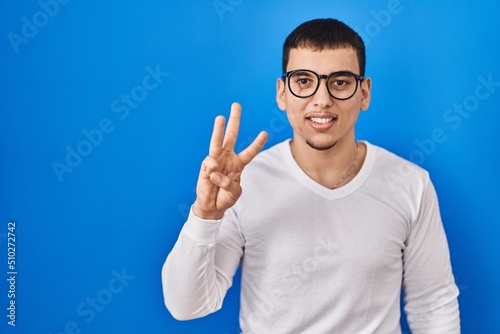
(162, 140), (460, 334)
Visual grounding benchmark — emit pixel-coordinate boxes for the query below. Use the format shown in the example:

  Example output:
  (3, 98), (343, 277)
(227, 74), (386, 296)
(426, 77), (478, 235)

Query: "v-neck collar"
(279, 139), (375, 200)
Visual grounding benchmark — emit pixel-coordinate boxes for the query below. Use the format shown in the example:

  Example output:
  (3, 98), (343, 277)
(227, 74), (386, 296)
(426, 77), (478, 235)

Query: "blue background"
(1, 0), (499, 333)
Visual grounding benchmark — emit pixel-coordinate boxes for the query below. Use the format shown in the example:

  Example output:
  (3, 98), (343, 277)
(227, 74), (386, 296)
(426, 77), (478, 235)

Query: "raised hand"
(192, 103), (268, 220)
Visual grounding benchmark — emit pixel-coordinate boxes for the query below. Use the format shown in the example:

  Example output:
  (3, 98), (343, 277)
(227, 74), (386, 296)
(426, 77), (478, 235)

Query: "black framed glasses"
(283, 69), (364, 100)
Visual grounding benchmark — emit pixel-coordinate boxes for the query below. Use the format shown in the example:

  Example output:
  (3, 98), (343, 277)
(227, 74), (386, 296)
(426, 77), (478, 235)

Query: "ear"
(276, 78), (286, 111)
(360, 77), (372, 111)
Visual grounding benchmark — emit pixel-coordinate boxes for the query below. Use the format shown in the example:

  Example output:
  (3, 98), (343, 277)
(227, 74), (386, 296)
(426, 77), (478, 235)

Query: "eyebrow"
(330, 71), (356, 76)
(292, 70), (315, 77)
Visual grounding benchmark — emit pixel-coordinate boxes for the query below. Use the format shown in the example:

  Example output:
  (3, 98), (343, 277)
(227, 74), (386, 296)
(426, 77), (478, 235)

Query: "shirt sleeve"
(161, 207), (244, 320)
(402, 176), (460, 333)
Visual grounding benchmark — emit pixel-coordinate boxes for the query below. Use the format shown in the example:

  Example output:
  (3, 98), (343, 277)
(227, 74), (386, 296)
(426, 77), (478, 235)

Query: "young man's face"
(276, 47), (371, 151)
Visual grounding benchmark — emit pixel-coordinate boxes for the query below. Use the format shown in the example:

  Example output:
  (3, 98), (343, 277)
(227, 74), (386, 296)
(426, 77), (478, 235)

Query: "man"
(162, 18), (460, 333)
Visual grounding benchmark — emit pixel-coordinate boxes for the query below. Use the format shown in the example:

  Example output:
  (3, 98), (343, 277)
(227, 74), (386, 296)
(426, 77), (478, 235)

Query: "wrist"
(192, 202), (224, 220)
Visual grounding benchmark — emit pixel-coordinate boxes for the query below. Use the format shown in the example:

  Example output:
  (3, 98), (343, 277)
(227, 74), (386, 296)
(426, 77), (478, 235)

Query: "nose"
(312, 78), (333, 109)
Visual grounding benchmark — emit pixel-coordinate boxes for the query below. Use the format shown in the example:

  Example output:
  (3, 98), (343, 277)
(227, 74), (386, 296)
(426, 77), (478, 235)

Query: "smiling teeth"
(310, 117), (333, 124)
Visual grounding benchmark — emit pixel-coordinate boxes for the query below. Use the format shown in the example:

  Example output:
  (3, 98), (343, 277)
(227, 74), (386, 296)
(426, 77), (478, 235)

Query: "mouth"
(306, 114), (338, 130)
(309, 117), (335, 124)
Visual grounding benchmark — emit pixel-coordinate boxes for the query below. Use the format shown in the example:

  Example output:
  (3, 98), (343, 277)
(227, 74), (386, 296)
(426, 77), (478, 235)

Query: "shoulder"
(364, 141), (433, 197)
(367, 141), (430, 181)
(363, 142), (439, 224)
(238, 140), (292, 192)
(243, 139), (290, 174)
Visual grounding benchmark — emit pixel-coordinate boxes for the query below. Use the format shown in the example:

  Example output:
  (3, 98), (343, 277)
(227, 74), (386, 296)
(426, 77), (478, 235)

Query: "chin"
(306, 140), (337, 151)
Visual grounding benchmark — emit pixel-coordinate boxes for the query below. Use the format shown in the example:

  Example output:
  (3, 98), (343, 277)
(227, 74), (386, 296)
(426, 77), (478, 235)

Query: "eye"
(333, 80), (348, 86)
(297, 78), (312, 85)
(329, 74), (354, 90)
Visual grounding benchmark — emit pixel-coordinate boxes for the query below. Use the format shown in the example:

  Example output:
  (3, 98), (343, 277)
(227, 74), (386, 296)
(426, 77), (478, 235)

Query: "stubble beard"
(306, 139), (337, 151)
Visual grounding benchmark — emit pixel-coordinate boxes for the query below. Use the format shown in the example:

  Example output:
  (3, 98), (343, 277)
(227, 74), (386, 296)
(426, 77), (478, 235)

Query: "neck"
(290, 138), (365, 189)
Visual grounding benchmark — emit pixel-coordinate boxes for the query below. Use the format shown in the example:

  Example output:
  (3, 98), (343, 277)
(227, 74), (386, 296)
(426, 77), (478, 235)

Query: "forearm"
(406, 297), (460, 334)
(162, 210), (229, 320)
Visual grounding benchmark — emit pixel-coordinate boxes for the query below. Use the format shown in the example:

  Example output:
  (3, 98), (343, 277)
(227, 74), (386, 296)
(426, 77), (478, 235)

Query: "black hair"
(282, 18), (366, 76)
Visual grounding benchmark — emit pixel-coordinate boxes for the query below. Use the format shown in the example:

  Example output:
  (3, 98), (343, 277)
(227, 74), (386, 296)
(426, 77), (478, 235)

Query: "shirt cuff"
(181, 207), (224, 245)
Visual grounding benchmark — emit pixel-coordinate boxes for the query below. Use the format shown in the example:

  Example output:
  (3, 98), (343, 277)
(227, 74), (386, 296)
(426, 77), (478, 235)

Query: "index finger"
(238, 130), (269, 166)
